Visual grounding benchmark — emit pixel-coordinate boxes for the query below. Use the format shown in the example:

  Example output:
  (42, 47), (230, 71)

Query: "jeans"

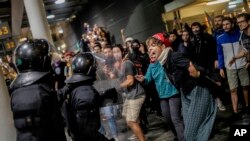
(160, 95), (184, 141)
(99, 106), (118, 138)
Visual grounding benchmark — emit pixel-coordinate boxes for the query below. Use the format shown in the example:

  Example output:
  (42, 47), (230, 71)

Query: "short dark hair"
(214, 15), (224, 19)
(191, 22), (204, 32)
(112, 44), (126, 58)
(237, 13), (250, 21)
(191, 22), (204, 31)
(222, 17), (234, 23)
(112, 44), (124, 53)
(191, 22), (202, 28)
(103, 45), (112, 50)
(131, 39), (140, 45)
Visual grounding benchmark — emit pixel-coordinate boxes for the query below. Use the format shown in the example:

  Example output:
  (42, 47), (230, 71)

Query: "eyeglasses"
(237, 20), (246, 25)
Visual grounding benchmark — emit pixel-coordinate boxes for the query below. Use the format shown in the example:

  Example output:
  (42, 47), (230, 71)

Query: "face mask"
(193, 30), (200, 35)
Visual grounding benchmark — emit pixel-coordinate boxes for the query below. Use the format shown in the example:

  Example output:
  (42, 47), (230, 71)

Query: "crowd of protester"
(1, 12), (250, 141)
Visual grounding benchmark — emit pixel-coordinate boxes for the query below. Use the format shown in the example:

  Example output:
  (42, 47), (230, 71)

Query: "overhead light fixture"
(206, 0), (229, 5)
(61, 44), (66, 49)
(58, 29), (63, 34)
(55, 0), (65, 4)
(47, 14), (55, 19)
(229, 4), (237, 8)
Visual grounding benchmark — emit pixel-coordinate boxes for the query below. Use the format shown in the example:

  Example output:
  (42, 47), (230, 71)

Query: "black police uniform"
(10, 39), (66, 141)
(58, 53), (113, 141)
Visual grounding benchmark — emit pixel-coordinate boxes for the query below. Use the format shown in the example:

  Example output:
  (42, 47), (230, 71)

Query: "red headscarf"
(152, 33), (171, 47)
(63, 51), (74, 58)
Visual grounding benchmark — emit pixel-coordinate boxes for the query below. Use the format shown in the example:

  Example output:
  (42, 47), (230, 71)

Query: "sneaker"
(229, 113), (241, 123)
(128, 134), (138, 140)
(242, 106), (250, 115)
(217, 99), (226, 111)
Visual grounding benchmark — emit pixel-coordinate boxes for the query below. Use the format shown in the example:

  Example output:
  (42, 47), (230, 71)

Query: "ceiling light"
(58, 29), (63, 34)
(206, 0), (229, 5)
(47, 14), (55, 19)
(55, 0), (65, 4)
(229, 4), (237, 8)
(61, 44), (66, 49)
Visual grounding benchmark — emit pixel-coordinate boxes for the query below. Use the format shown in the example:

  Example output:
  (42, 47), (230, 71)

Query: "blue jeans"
(99, 106), (118, 138)
(160, 95), (184, 141)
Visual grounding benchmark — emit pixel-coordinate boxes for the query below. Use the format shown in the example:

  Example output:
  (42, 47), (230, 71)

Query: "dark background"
(71, 0), (172, 44)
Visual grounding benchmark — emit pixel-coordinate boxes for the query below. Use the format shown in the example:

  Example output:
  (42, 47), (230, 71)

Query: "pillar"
(23, 0), (54, 45)
(11, 0), (24, 43)
(0, 69), (16, 141)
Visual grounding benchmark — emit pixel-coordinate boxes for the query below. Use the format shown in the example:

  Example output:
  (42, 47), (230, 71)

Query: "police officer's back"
(10, 39), (66, 141)
(60, 53), (113, 141)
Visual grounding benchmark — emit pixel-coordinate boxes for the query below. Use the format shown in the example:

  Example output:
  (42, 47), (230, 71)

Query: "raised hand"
(188, 62), (200, 78)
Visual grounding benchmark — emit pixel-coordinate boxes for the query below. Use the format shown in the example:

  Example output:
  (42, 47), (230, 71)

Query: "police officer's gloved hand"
(57, 84), (74, 106)
(101, 88), (117, 99)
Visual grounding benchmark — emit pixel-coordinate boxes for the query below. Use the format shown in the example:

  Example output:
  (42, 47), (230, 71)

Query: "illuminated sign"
(0, 22), (11, 39)
(4, 40), (15, 51)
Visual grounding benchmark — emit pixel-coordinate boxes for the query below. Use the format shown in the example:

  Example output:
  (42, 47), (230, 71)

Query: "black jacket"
(189, 33), (217, 71)
(10, 72), (66, 141)
(59, 79), (110, 141)
(165, 51), (209, 95)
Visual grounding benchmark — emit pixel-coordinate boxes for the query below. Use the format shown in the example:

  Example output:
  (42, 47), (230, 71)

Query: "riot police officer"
(58, 53), (114, 141)
(10, 39), (66, 141)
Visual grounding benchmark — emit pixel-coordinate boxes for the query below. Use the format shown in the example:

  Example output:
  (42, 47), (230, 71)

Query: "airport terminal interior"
(0, 0), (250, 141)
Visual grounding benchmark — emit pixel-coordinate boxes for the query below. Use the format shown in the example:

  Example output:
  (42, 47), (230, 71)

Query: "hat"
(152, 33), (171, 47)
(125, 37), (133, 42)
(63, 51), (74, 58)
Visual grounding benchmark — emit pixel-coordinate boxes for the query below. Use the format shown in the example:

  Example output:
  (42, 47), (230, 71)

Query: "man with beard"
(214, 15), (225, 38)
(213, 15), (227, 111)
(217, 17), (249, 117)
(189, 22), (226, 112)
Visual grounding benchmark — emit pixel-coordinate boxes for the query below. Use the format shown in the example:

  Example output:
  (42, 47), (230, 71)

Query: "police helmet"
(72, 53), (96, 76)
(14, 39), (51, 73)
